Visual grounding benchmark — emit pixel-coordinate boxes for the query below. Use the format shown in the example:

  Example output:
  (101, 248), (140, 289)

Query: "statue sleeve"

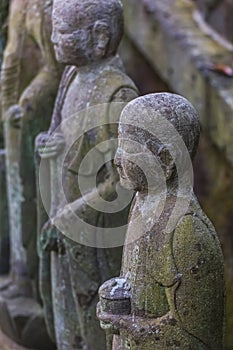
(18, 65), (62, 125)
(1, 0), (26, 114)
(170, 214), (224, 349)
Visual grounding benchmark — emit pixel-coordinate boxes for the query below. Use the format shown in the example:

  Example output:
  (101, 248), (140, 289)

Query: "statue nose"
(51, 31), (58, 45)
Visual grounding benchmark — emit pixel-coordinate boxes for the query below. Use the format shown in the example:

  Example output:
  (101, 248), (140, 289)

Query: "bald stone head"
(52, 0), (124, 66)
(115, 93), (200, 192)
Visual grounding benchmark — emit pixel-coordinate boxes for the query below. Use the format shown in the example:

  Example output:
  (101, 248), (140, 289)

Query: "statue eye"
(58, 27), (72, 35)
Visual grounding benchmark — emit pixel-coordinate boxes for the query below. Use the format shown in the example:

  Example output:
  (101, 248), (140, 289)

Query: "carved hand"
(36, 131), (65, 159)
(97, 302), (123, 335)
(52, 170), (119, 230)
(6, 104), (23, 129)
(97, 303), (148, 338)
(97, 299), (178, 343)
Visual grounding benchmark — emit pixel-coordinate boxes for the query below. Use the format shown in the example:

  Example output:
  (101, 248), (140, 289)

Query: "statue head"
(115, 93), (200, 193)
(52, 0), (124, 66)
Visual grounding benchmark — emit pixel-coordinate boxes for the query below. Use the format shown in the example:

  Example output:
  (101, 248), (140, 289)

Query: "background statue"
(36, 0), (138, 348)
(0, 0), (62, 348)
(0, 0), (10, 275)
(98, 93), (225, 349)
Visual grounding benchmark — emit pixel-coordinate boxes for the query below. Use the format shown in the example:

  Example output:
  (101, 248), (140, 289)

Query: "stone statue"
(0, 0), (62, 348)
(0, 0), (10, 275)
(0, 0), (9, 84)
(0, 0), (9, 95)
(97, 93), (225, 349)
(0, 149), (9, 275)
(36, 0), (138, 348)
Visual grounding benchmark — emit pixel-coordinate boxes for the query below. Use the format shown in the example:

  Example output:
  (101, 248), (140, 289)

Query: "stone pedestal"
(0, 287), (56, 350)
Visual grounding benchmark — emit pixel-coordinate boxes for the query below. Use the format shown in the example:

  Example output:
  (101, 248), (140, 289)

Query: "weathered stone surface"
(0, 1), (10, 275)
(0, 328), (35, 350)
(0, 150), (9, 275)
(1, 295), (55, 350)
(36, 0), (138, 349)
(0, 0), (9, 99)
(0, 0), (9, 46)
(121, 0), (233, 166)
(98, 93), (225, 349)
(0, 0), (9, 89)
(0, 0), (62, 347)
(119, 6), (233, 345)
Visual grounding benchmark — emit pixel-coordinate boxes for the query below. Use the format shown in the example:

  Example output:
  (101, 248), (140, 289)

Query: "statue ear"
(92, 21), (110, 58)
(158, 146), (175, 179)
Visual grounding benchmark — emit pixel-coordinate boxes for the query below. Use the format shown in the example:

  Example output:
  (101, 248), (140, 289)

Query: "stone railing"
(194, 0), (233, 44)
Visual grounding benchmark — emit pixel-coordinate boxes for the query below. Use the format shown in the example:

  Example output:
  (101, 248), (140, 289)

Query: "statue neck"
(77, 54), (122, 75)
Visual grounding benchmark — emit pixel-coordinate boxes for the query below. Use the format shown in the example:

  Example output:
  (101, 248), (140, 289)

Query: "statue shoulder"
(91, 68), (138, 106)
(172, 213), (225, 349)
(172, 213), (224, 272)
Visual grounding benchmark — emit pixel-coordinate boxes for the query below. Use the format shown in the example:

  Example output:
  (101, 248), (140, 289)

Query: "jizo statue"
(0, 0), (62, 347)
(1, 0), (62, 292)
(97, 93), (225, 350)
(0, 0), (10, 275)
(36, 0), (138, 349)
(0, 0), (9, 77)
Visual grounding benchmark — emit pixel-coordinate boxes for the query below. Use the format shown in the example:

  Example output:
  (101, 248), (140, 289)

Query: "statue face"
(114, 127), (151, 192)
(51, 2), (93, 66)
(115, 123), (169, 193)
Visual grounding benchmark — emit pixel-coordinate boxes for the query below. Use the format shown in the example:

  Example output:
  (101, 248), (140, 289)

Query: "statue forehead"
(53, 0), (92, 26)
(53, 0), (114, 24)
(53, 0), (97, 11)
